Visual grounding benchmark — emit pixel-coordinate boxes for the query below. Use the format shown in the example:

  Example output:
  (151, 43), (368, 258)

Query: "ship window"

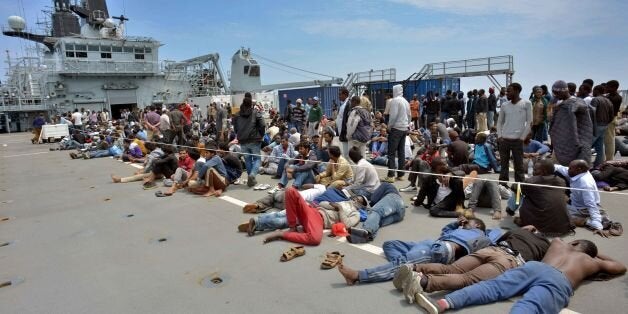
(134, 48), (144, 53)
(144, 47), (152, 53)
(101, 46), (111, 52)
(101, 52), (112, 59)
(75, 45), (87, 51)
(250, 60), (258, 65)
(243, 65), (250, 74)
(66, 51), (75, 58)
(249, 65), (260, 77)
(123, 47), (133, 53)
(88, 45), (99, 51)
(112, 46), (122, 52)
(65, 43), (74, 50)
(135, 54), (145, 60)
(76, 52), (87, 58)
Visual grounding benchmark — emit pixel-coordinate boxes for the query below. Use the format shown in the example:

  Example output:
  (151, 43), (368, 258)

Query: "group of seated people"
(57, 101), (628, 313)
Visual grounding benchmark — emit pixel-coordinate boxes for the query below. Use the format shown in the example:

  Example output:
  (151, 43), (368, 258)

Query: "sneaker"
(415, 292), (441, 314)
(247, 175), (257, 188)
(259, 184), (271, 190)
(349, 227), (371, 241)
(267, 186), (283, 194)
(410, 196), (418, 202)
(69, 152), (78, 159)
(232, 178), (242, 185)
(393, 264), (414, 292)
(253, 184), (263, 190)
(399, 185), (417, 192)
(382, 177), (395, 183)
(403, 272), (424, 304)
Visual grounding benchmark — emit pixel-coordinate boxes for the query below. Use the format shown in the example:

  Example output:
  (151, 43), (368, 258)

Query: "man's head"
(430, 157), (449, 174)
(463, 218), (486, 231)
(273, 135), (281, 144)
(552, 80), (570, 100)
(281, 136), (290, 148)
(475, 132), (487, 144)
(348, 146), (363, 164)
(323, 129), (334, 143)
(312, 96), (319, 105)
(379, 127), (388, 137)
(567, 82), (577, 96)
(205, 143), (218, 158)
(578, 84), (592, 98)
(351, 195), (367, 207)
(350, 96), (361, 108)
(583, 79), (594, 87)
(290, 127), (297, 134)
(533, 86), (543, 99)
(568, 159), (589, 177)
(534, 159), (555, 176)
(327, 146), (341, 161)
(506, 83), (522, 101)
(606, 80), (619, 93)
(569, 239), (598, 257)
(297, 141), (311, 156)
(339, 87), (349, 101)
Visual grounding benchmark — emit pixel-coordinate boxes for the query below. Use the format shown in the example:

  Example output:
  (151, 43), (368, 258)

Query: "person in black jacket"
(487, 88), (497, 129)
(234, 96), (266, 188)
(143, 144), (178, 189)
(413, 157), (465, 218)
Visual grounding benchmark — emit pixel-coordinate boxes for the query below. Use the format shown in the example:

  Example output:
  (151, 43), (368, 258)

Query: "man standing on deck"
(307, 96), (323, 137)
(605, 80), (623, 161)
(337, 87), (351, 159)
(383, 84), (411, 183)
(496, 83), (532, 183)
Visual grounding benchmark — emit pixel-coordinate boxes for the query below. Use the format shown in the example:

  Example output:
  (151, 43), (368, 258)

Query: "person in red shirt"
(179, 102), (193, 126)
(156, 148), (199, 197)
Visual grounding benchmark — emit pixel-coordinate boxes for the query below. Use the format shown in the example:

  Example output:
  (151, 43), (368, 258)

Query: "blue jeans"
(90, 150), (111, 158)
(276, 158), (288, 178)
(357, 239), (453, 283)
(279, 166), (315, 188)
(487, 111), (495, 128)
(592, 125), (608, 167)
(255, 210), (288, 231)
(362, 194), (405, 238)
(445, 261), (573, 314)
(370, 156), (388, 166)
(241, 142), (261, 176)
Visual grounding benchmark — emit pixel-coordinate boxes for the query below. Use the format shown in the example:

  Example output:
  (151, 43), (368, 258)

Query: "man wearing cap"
(549, 80), (593, 166)
(307, 96), (323, 137)
(384, 84), (411, 182)
(496, 83), (532, 183)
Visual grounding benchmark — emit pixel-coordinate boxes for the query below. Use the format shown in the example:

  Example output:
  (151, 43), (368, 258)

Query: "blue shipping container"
(366, 78), (460, 113)
(278, 86), (340, 118)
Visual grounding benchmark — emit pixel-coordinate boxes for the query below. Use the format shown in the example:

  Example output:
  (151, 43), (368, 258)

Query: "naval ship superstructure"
(0, 0), (229, 132)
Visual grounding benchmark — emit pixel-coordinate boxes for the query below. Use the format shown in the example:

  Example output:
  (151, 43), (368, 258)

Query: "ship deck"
(1, 132), (627, 313)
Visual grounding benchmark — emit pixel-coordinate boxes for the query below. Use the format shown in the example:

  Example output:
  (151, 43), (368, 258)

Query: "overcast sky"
(2, 0), (627, 92)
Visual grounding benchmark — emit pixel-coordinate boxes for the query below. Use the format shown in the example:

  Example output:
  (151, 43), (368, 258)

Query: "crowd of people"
(40, 79), (628, 313)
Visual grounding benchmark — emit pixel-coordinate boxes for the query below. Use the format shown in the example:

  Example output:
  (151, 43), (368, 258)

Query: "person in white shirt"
(384, 84), (411, 182)
(71, 109), (83, 131)
(346, 146), (381, 199)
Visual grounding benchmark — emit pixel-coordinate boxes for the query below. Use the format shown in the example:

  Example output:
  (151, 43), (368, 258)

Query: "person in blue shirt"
(192, 143), (228, 197)
(555, 160), (612, 236)
(338, 217), (502, 293)
(470, 132), (500, 174)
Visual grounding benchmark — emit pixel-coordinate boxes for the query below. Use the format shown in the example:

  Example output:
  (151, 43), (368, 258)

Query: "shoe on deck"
(399, 185), (417, 192)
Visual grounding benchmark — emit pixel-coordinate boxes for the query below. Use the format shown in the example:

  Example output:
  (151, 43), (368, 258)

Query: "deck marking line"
(2, 151), (49, 158)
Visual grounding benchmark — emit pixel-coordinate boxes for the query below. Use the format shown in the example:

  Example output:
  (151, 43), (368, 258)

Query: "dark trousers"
(415, 178), (460, 218)
(498, 138), (525, 183)
(387, 128), (407, 178)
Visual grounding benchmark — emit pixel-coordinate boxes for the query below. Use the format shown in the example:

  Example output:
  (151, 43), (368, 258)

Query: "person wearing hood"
(346, 96), (373, 158)
(234, 96), (266, 188)
(384, 84), (411, 183)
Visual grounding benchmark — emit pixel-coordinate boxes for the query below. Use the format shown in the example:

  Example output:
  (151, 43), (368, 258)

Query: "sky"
(2, 0), (628, 92)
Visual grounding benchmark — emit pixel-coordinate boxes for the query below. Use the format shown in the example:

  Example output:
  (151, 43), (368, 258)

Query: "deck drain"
(150, 237), (170, 244)
(0, 242), (10, 247)
(0, 281), (11, 288)
(0, 277), (24, 288)
(158, 238), (167, 242)
(1, 217), (9, 222)
(200, 274), (228, 288)
(126, 214), (135, 218)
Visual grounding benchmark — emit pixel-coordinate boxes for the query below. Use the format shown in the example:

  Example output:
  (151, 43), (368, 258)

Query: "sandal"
(280, 246), (306, 262)
(155, 191), (172, 197)
(321, 251), (344, 269)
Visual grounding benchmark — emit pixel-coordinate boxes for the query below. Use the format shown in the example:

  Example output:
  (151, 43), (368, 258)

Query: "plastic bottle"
(527, 160), (533, 176)
(615, 150), (622, 160)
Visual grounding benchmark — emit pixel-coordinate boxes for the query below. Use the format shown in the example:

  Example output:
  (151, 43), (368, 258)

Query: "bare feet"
(243, 203), (259, 214)
(492, 210), (502, 220)
(202, 189), (216, 197)
(338, 264), (359, 285)
(263, 230), (284, 244)
(604, 186), (618, 192)
(214, 189), (223, 197)
(111, 175), (121, 183)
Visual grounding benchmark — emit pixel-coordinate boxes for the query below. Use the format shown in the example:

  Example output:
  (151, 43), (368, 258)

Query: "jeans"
(445, 261), (573, 314)
(592, 125), (608, 167)
(440, 112), (449, 123)
(487, 111), (495, 129)
(255, 210), (289, 231)
(241, 142), (261, 176)
(387, 128), (407, 178)
(370, 156), (388, 166)
(90, 149), (111, 158)
(362, 194), (405, 238)
(499, 138), (525, 183)
(279, 166), (315, 189)
(357, 239), (454, 283)
(340, 141), (350, 161)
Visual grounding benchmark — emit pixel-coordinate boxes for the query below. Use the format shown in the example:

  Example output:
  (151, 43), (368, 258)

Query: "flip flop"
(155, 191), (171, 197)
(280, 246), (306, 262)
(320, 251), (344, 269)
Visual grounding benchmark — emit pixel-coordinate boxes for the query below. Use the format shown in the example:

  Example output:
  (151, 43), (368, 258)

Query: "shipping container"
(277, 86), (341, 118)
(365, 78), (461, 113)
